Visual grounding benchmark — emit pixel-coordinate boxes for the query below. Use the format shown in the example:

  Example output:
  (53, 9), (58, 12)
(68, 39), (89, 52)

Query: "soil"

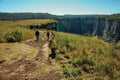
(0, 35), (62, 80)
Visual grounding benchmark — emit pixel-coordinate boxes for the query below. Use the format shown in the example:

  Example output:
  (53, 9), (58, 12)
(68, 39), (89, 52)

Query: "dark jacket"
(35, 31), (40, 36)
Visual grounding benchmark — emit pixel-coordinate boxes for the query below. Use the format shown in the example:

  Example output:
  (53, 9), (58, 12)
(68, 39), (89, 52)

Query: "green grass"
(51, 32), (120, 80)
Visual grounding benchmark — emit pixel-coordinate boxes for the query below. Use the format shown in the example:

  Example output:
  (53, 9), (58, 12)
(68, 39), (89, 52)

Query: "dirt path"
(0, 34), (62, 80)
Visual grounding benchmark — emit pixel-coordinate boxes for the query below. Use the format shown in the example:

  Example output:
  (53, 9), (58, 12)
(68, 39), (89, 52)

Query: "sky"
(0, 0), (120, 15)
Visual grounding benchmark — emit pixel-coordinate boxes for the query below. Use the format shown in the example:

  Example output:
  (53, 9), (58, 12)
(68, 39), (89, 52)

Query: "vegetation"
(1, 13), (120, 42)
(106, 13), (120, 20)
(0, 19), (56, 27)
(116, 41), (120, 48)
(1, 12), (119, 20)
(0, 43), (38, 63)
(50, 32), (120, 80)
(0, 19), (56, 42)
(5, 30), (23, 42)
(0, 12), (58, 20)
(0, 15), (120, 79)
(0, 12), (120, 21)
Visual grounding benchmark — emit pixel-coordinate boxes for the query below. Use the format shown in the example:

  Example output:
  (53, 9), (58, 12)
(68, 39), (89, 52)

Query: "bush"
(12, 30), (23, 42)
(5, 33), (16, 42)
(5, 30), (23, 42)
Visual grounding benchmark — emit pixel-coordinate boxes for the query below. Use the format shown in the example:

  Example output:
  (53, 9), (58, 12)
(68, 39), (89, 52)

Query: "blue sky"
(0, 0), (120, 15)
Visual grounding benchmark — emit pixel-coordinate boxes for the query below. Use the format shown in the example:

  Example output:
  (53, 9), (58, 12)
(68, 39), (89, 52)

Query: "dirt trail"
(0, 34), (62, 80)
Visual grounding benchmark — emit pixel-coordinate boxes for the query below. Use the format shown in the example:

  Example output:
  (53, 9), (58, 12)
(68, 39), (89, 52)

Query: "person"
(51, 32), (55, 40)
(46, 31), (50, 41)
(35, 30), (40, 41)
(49, 47), (56, 59)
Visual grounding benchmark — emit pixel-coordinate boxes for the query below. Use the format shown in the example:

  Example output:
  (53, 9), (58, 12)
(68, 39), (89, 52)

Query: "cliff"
(57, 17), (120, 42)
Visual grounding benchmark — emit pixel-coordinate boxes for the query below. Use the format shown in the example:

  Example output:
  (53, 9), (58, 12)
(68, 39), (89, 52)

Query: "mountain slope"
(0, 30), (120, 80)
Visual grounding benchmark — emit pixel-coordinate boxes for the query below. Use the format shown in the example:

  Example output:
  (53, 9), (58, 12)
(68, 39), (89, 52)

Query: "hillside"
(50, 31), (120, 80)
(0, 31), (63, 80)
(0, 28), (120, 79)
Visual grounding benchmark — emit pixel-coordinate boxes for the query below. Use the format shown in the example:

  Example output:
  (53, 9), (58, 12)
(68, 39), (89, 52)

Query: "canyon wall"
(57, 18), (120, 42)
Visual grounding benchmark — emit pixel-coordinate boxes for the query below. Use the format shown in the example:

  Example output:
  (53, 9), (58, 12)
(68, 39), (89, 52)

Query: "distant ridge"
(0, 12), (120, 21)
(0, 12), (58, 20)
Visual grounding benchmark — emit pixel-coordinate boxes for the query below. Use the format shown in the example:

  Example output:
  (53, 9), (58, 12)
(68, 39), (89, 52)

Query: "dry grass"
(0, 19), (56, 28)
(0, 43), (38, 63)
(0, 19), (56, 42)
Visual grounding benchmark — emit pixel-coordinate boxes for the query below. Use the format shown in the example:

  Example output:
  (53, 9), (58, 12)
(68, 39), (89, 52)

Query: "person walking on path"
(46, 31), (50, 41)
(35, 30), (40, 41)
(49, 47), (56, 59)
(51, 32), (55, 40)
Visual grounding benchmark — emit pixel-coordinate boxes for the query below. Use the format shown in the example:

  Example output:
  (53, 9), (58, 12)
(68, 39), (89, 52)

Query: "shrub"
(12, 30), (23, 42)
(5, 30), (23, 42)
(6, 34), (16, 42)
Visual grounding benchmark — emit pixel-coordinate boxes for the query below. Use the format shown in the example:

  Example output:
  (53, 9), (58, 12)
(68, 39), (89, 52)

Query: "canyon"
(57, 17), (120, 42)
(0, 13), (120, 42)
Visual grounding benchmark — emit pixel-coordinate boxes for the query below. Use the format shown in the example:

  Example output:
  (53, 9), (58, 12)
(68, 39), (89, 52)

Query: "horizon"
(0, 0), (120, 15)
(0, 12), (114, 16)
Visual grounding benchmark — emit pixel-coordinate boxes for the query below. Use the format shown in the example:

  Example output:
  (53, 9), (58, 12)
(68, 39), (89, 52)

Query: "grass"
(0, 42), (48, 79)
(0, 19), (119, 79)
(116, 41), (120, 48)
(0, 19), (56, 28)
(0, 19), (57, 79)
(50, 31), (120, 80)
(0, 26), (34, 42)
(0, 43), (38, 63)
(31, 63), (47, 78)
(0, 19), (56, 42)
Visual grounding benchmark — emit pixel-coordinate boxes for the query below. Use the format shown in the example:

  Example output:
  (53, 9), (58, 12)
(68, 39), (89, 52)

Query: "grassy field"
(51, 32), (120, 80)
(0, 19), (56, 42)
(0, 19), (56, 28)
